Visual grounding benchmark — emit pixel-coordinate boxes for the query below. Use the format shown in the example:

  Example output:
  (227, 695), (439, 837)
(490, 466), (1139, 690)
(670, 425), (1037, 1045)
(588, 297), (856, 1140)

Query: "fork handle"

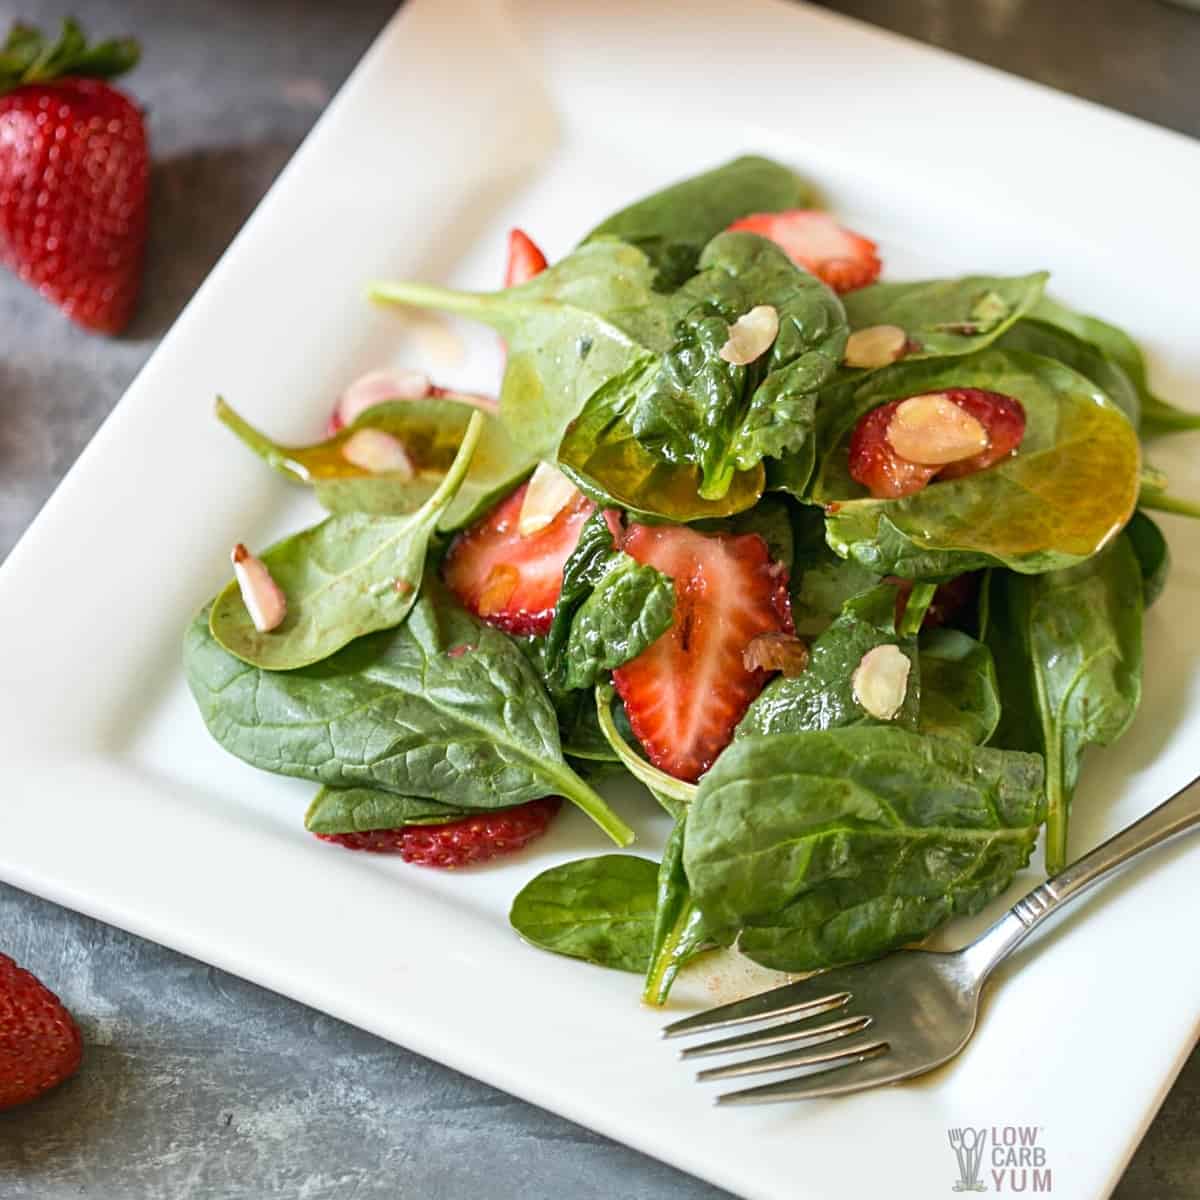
(966, 772), (1200, 977)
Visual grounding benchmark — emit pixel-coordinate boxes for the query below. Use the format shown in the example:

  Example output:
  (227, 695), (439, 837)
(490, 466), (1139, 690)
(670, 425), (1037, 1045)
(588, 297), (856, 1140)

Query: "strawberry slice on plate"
(504, 228), (548, 287)
(727, 210), (881, 294)
(613, 524), (792, 783)
(443, 478), (595, 635)
(317, 797), (561, 868)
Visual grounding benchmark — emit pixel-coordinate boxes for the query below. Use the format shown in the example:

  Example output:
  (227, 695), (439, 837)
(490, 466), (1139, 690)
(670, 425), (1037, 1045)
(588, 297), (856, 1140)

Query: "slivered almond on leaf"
(231, 544), (287, 633)
(719, 305), (779, 366)
(518, 462), (580, 537)
(851, 644), (911, 720)
(885, 393), (989, 466)
(340, 429), (416, 478)
(844, 324), (909, 369)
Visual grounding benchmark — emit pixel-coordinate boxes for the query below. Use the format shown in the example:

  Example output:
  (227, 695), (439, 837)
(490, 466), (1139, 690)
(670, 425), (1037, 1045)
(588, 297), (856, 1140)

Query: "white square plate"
(3, 2), (1199, 1197)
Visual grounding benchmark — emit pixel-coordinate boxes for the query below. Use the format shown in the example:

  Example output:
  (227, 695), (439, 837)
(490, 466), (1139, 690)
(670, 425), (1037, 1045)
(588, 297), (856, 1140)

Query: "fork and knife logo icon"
(948, 1127), (988, 1192)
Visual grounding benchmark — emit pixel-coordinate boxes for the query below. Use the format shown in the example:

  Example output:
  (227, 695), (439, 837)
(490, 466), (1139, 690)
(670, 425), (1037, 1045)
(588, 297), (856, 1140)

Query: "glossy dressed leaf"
(842, 272), (1047, 360)
(788, 504), (882, 634)
(561, 233), (846, 511)
(557, 364), (767, 521)
(543, 510), (623, 678)
(304, 786), (473, 833)
(216, 397), (530, 530)
(986, 535), (1143, 872)
(581, 154), (810, 289)
(373, 242), (669, 463)
(564, 557), (675, 690)
(210, 413), (483, 670)
(185, 583), (634, 846)
(737, 583), (918, 737)
(1032, 295), (1200, 435)
(642, 818), (729, 1006)
(1125, 510), (1170, 609)
(817, 350), (1141, 577)
(995, 318), (1140, 427)
(509, 855), (660, 973)
(683, 726), (1045, 971)
(917, 628), (1001, 745)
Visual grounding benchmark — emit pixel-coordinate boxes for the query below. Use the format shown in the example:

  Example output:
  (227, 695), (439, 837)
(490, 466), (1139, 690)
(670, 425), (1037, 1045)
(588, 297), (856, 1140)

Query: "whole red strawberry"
(316, 797), (562, 868)
(0, 952), (82, 1110)
(0, 18), (148, 333)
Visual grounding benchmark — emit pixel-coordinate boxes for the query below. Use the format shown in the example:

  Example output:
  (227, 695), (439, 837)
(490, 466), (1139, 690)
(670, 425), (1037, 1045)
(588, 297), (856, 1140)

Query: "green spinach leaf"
(1125, 510), (1169, 608)
(304, 786), (473, 833)
(377, 232), (845, 519)
(985, 534), (1143, 872)
(215, 397), (530, 530)
(509, 855), (659, 973)
(543, 509), (622, 677)
(564, 557), (675, 690)
(581, 154), (810, 289)
(373, 240), (664, 463)
(994, 318), (1140, 427)
(917, 628), (1001, 746)
(615, 231), (847, 498)
(815, 350), (1141, 577)
(788, 504), (882, 634)
(209, 413), (482, 670)
(683, 727), (1045, 971)
(643, 817), (729, 1006)
(185, 582), (635, 846)
(842, 272), (1047, 360)
(737, 583), (918, 737)
(1032, 295), (1200, 435)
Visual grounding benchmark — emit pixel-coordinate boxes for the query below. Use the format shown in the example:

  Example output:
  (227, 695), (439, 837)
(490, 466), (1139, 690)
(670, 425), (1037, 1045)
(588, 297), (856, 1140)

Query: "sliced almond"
(851, 644), (911, 721)
(332, 368), (432, 430)
(518, 462), (580, 537)
(477, 564), (519, 616)
(231, 544), (287, 633)
(743, 632), (810, 677)
(885, 393), (989, 466)
(340, 429), (416, 478)
(719, 304), (779, 366)
(844, 324), (909, 369)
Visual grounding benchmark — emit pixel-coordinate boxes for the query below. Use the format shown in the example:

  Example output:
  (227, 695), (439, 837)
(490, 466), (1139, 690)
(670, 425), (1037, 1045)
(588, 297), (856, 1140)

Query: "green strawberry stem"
(0, 18), (139, 93)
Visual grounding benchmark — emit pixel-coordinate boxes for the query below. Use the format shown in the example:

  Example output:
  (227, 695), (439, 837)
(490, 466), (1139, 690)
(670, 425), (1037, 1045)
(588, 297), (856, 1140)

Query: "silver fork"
(664, 771), (1200, 1105)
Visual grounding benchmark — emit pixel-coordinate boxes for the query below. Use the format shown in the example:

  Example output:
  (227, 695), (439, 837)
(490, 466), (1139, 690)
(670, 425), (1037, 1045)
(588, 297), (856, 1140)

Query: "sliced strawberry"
(504, 228), (548, 287)
(316, 797), (561, 868)
(848, 388), (1026, 499)
(727, 210), (881, 293)
(613, 525), (792, 783)
(443, 480), (595, 635)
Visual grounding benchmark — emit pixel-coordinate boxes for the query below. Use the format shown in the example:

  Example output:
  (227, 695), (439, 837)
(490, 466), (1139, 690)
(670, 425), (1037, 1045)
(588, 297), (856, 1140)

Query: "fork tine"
(662, 981), (852, 1040)
(680, 1013), (873, 1060)
(715, 1043), (899, 1105)
(697, 1037), (888, 1083)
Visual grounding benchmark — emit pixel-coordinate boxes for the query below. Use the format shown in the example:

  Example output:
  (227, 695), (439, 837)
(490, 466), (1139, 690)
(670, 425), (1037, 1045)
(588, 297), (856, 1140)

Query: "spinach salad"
(185, 156), (1197, 1005)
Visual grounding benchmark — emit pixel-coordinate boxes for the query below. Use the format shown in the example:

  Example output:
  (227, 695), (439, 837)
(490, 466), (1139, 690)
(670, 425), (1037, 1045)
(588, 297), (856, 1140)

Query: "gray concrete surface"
(2, 2), (1198, 1197)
